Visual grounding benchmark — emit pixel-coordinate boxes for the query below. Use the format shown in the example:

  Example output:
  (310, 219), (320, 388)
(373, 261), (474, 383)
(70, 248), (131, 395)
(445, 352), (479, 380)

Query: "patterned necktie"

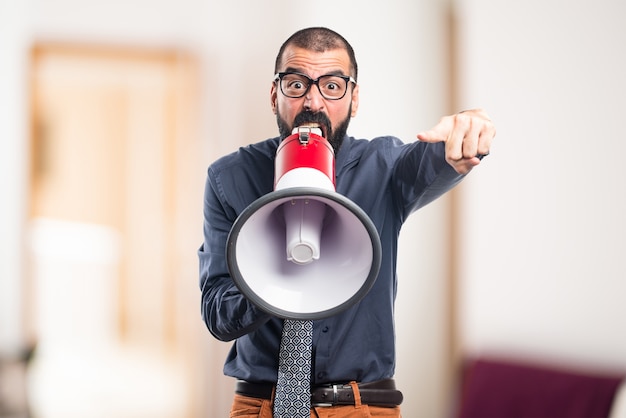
(273, 319), (313, 418)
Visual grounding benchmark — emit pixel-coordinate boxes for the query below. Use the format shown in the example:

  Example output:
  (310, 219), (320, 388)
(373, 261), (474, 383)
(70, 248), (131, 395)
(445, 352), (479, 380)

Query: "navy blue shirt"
(198, 135), (464, 385)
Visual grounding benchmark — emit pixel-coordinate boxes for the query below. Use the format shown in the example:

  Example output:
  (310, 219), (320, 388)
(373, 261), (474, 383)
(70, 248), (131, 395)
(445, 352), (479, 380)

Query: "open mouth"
(293, 123), (327, 139)
(292, 110), (332, 140)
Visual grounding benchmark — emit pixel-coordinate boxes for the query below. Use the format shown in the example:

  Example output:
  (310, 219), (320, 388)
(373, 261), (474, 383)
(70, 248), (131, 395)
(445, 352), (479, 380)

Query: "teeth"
(292, 126), (323, 136)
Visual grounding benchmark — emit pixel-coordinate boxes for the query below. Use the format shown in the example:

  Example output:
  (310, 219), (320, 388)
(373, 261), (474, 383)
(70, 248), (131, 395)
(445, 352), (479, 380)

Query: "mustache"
(293, 111), (331, 135)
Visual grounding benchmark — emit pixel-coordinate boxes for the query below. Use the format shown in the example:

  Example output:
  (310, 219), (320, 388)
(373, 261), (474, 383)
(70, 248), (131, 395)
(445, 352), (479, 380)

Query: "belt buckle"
(311, 383), (340, 407)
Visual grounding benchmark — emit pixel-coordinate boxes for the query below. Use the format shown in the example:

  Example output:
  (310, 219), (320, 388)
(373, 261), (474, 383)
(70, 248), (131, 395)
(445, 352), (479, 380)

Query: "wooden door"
(28, 43), (204, 418)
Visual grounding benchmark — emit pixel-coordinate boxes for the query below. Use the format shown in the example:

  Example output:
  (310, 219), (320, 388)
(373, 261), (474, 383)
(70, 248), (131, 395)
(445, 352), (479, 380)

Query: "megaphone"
(226, 127), (382, 320)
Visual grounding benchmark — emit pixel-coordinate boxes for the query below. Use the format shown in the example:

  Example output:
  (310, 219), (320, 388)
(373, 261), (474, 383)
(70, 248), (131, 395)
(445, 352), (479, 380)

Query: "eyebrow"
(282, 67), (348, 78)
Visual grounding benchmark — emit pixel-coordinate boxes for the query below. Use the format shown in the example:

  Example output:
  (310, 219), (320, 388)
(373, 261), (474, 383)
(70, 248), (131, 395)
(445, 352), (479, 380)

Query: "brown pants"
(229, 381), (402, 418)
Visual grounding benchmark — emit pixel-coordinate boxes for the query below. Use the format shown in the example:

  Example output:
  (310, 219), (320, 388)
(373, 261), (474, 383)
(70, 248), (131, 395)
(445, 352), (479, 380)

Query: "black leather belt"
(235, 378), (403, 407)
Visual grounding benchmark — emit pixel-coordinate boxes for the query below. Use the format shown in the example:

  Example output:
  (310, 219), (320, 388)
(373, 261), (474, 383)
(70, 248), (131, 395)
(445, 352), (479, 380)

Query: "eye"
(282, 74), (310, 93)
(287, 80), (306, 91)
(325, 81), (340, 91)
(318, 76), (348, 98)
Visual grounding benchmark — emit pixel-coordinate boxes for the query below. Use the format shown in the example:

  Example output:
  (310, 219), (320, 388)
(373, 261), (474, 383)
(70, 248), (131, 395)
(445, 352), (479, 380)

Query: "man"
(199, 27), (494, 417)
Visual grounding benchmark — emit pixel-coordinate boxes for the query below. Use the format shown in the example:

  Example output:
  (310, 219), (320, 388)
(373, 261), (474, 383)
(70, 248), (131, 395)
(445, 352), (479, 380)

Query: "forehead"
(278, 46), (352, 77)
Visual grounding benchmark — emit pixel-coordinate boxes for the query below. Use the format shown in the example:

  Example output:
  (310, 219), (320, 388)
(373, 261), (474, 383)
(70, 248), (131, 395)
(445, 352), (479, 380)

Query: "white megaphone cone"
(226, 127), (381, 320)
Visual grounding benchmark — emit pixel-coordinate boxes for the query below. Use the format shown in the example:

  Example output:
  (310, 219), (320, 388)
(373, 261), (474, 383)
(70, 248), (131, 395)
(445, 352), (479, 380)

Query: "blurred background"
(1, 0), (625, 417)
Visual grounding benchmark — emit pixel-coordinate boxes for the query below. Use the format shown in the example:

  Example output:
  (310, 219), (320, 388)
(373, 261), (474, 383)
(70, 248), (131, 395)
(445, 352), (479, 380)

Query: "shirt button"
(322, 326), (329, 333)
(317, 372), (326, 380)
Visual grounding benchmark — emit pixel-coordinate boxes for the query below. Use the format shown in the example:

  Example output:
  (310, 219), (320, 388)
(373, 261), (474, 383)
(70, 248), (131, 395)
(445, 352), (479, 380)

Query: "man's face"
(271, 46), (359, 154)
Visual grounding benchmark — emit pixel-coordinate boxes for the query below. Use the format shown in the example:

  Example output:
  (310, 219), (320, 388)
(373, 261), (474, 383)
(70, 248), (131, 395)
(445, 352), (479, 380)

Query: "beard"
(276, 107), (351, 155)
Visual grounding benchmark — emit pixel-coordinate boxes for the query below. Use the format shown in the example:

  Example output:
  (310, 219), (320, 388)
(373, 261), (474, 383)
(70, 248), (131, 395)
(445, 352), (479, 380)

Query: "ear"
(270, 82), (278, 114)
(350, 84), (359, 117)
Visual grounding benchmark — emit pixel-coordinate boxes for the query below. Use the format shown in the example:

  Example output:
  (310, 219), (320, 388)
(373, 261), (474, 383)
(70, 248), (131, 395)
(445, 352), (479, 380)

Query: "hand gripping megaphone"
(226, 127), (382, 320)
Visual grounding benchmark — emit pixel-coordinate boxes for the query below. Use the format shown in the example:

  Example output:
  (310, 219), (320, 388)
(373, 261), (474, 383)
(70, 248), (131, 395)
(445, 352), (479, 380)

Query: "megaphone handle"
(283, 199), (326, 265)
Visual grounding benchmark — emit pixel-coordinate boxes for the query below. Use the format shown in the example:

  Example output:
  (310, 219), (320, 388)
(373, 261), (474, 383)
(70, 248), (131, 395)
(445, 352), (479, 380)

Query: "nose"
(303, 84), (325, 112)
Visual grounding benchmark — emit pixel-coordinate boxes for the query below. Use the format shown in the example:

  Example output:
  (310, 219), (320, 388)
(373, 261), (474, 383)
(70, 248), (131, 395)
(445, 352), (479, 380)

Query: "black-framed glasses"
(274, 72), (356, 100)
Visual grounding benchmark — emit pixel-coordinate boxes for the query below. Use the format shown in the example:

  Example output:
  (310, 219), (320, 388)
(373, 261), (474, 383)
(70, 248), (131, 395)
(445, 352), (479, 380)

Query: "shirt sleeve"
(393, 140), (465, 220)
(198, 166), (271, 342)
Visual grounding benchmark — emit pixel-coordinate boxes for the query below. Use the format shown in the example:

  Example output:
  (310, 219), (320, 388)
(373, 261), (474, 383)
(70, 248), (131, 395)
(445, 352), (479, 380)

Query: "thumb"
(416, 129), (445, 143)
(416, 117), (452, 143)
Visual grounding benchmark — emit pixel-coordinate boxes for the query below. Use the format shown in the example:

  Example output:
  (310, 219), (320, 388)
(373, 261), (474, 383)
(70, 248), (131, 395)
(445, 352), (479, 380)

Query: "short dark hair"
(274, 27), (358, 81)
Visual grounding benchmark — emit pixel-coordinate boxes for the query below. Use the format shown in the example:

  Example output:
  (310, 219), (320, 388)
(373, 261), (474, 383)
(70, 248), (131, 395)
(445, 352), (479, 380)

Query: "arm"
(392, 109), (495, 219)
(198, 169), (271, 341)
(393, 139), (465, 220)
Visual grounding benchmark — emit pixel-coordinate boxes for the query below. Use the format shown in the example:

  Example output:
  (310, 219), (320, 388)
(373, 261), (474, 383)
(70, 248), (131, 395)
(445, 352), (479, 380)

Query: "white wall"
(0, 0), (30, 353)
(456, 0), (626, 373)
